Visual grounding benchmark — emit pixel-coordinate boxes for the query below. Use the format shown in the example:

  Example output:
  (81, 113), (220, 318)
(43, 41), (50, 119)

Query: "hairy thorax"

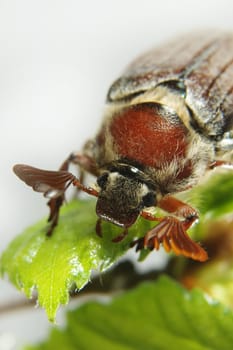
(93, 86), (215, 194)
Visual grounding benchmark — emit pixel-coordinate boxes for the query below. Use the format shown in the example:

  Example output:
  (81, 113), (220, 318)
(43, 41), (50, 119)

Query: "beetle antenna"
(13, 164), (99, 235)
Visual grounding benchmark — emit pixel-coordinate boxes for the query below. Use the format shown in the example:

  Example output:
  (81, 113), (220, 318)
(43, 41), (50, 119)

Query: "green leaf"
(0, 199), (151, 322)
(25, 276), (233, 350)
(177, 171), (233, 241)
(1, 170), (233, 322)
(184, 258), (233, 308)
(179, 171), (233, 220)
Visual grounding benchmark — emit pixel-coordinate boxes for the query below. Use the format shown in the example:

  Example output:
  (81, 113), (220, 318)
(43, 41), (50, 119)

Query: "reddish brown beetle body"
(14, 31), (233, 262)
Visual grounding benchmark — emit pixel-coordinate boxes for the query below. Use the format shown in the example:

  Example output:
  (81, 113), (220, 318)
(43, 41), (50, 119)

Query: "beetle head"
(96, 163), (157, 228)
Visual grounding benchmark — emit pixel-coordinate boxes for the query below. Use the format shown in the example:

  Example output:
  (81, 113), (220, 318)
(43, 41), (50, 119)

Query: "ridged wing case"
(108, 31), (233, 144)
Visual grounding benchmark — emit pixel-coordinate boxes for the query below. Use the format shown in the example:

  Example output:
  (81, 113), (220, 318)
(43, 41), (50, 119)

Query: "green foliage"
(179, 170), (233, 219)
(25, 276), (233, 350)
(178, 171), (233, 239)
(0, 200), (151, 321)
(1, 170), (233, 323)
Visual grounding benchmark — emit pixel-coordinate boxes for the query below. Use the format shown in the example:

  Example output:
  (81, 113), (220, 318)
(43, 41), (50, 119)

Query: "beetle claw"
(95, 218), (103, 237)
(130, 237), (144, 251)
(112, 228), (128, 243)
(143, 216), (208, 262)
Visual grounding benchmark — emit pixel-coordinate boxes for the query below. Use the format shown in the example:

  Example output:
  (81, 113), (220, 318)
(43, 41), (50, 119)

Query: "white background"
(0, 0), (233, 348)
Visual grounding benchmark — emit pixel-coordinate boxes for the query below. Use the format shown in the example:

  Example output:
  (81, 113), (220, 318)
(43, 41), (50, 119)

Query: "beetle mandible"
(14, 31), (233, 262)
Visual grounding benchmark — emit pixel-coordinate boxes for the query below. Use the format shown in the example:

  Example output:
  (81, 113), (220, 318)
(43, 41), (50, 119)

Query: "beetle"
(13, 31), (233, 262)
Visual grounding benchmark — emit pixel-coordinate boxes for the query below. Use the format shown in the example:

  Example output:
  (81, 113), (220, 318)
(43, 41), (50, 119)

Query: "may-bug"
(13, 31), (233, 262)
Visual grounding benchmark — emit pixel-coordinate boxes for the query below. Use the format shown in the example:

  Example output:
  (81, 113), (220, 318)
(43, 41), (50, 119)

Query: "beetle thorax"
(94, 99), (215, 194)
(97, 102), (188, 166)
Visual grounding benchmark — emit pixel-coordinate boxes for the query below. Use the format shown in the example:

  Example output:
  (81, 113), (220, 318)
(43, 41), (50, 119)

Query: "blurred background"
(0, 0), (233, 348)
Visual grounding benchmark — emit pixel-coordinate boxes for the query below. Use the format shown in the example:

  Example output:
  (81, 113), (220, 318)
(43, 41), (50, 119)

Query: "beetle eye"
(97, 173), (109, 189)
(142, 192), (156, 207)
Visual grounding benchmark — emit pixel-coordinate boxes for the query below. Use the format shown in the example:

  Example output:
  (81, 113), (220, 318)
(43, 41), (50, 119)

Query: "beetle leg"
(46, 195), (64, 236)
(112, 228), (128, 243)
(46, 152), (97, 236)
(138, 195), (208, 261)
(13, 159), (99, 236)
(208, 160), (233, 170)
(46, 156), (72, 236)
(130, 237), (144, 251)
(95, 218), (103, 237)
(67, 152), (99, 176)
(95, 218), (128, 242)
(158, 195), (199, 222)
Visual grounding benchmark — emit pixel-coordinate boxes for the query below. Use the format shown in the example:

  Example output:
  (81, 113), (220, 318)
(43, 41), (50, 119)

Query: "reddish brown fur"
(110, 104), (188, 168)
